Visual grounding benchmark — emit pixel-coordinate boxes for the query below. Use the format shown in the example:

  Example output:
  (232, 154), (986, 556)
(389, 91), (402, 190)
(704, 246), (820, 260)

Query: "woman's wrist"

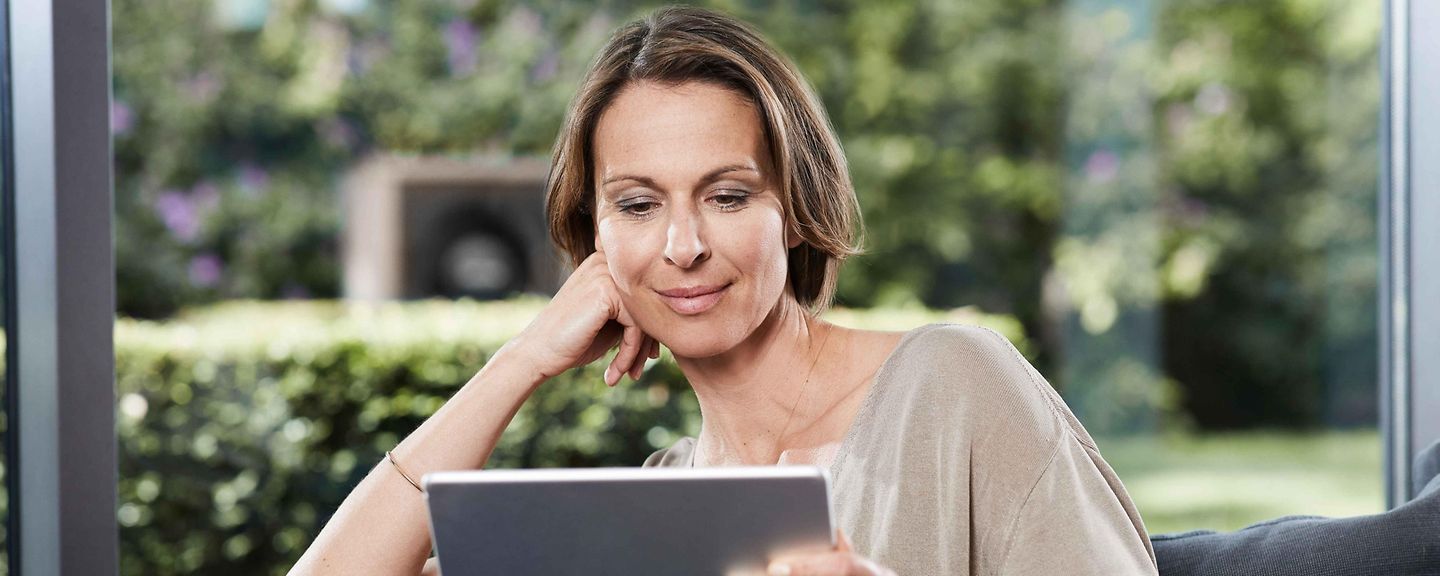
(392, 343), (550, 476)
(480, 340), (551, 393)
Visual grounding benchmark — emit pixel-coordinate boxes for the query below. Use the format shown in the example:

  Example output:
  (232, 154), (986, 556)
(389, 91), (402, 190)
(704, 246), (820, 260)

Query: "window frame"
(0, 0), (16, 571)
(1382, 0), (1440, 508)
(0, 0), (1432, 573)
(7, 0), (116, 574)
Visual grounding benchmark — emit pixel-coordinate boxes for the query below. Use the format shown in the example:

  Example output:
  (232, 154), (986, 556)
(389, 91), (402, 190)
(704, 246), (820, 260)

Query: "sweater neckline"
(685, 323), (940, 482)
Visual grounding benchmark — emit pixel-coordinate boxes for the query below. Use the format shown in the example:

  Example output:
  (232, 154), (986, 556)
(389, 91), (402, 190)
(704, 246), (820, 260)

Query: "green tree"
(113, 0), (1379, 431)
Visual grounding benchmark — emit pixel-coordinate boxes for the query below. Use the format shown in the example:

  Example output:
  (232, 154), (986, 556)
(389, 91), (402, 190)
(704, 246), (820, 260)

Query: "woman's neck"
(673, 295), (837, 466)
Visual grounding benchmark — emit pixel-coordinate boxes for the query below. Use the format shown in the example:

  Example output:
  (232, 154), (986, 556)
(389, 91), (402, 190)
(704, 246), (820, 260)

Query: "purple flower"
(1178, 196), (1211, 223)
(154, 183), (221, 243)
(510, 6), (542, 37)
(112, 101), (133, 136)
(1084, 150), (1120, 184)
(347, 39), (383, 75)
(238, 164), (269, 195)
(445, 19), (478, 76)
(530, 49), (559, 83)
(154, 190), (200, 243)
(188, 253), (224, 288)
(191, 181), (221, 213)
(184, 71), (222, 104)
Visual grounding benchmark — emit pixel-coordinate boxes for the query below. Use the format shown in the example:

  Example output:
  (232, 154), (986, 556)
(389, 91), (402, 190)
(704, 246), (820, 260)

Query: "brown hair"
(544, 5), (861, 313)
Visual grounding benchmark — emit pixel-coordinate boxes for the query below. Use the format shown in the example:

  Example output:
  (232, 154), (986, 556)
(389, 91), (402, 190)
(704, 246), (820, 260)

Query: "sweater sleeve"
(996, 435), (1158, 575)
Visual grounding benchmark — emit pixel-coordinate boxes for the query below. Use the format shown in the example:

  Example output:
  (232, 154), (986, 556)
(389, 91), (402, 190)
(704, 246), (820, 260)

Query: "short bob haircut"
(545, 5), (862, 314)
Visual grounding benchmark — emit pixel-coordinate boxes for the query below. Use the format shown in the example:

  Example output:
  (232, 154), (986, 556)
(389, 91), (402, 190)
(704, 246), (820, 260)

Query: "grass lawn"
(1097, 429), (1383, 535)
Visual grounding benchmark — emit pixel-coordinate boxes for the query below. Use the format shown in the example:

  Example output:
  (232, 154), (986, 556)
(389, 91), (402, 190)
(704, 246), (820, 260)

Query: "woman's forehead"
(593, 81), (771, 187)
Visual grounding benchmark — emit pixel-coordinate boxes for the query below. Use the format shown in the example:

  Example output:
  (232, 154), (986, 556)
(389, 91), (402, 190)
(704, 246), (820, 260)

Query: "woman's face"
(592, 80), (795, 358)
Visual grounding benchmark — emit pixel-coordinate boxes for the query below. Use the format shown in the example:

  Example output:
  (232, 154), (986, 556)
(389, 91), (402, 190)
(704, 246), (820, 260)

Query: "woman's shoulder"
(890, 322), (1024, 365)
(882, 322), (1038, 393)
(878, 322), (1092, 450)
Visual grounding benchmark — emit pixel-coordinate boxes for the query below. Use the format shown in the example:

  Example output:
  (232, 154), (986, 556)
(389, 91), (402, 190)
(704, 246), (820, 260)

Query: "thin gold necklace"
(693, 324), (834, 467)
(770, 324), (833, 464)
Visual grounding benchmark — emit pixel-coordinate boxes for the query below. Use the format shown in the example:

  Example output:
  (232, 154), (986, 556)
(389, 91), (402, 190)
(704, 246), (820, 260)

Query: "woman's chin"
(654, 331), (739, 360)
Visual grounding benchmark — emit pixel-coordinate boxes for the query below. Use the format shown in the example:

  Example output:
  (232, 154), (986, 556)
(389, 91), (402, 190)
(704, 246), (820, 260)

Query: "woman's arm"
(289, 251), (656, 576)
(995, 438), (1157, 575)
(288, 349), (544, 575)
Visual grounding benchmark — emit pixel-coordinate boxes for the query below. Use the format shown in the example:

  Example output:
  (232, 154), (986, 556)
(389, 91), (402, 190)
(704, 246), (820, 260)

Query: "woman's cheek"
(596, 221), (650, 295)
(745, 210), (789, 282)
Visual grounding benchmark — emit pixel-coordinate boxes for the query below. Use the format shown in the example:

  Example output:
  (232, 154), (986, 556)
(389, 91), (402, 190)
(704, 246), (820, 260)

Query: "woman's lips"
(656, 284), (730, 315)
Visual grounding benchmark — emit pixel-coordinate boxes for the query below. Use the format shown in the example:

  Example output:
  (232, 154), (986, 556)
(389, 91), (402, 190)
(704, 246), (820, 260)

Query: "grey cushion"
(1151, 441), (1440, 576)
(1418, 442), (1440, 501)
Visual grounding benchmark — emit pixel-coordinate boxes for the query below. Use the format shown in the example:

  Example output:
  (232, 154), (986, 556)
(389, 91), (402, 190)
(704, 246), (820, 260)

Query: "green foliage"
(112, 0), (1379, 430)
(1147, 0), (1380, 429)
(1102, 429), (1382, 534)
(114, 299), (1023, 575)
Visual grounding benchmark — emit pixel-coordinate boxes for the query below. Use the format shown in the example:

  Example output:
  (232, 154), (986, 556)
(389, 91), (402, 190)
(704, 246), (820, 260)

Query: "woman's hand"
(766, 530), (896, 576)
(296, 256), (651, 576)
(503, 250), (658, 387)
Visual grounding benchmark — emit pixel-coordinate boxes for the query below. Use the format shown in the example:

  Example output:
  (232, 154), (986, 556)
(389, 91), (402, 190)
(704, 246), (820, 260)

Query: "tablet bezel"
(423, 465), (836, 575)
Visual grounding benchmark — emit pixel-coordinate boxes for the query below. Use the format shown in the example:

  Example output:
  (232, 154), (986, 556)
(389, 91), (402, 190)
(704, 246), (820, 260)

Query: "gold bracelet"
(386, 450), (424, 492)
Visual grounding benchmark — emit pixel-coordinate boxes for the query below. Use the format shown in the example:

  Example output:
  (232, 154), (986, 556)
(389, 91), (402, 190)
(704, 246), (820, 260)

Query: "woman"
(293, 6), (1157, 575)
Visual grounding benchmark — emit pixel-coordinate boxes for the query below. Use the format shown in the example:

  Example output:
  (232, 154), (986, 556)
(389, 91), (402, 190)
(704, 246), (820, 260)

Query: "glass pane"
(1, 0), (12, 569)
(112, 0), (1381, 573)
(1056, 0), (1383, 532)
(0, 136), (8, 571)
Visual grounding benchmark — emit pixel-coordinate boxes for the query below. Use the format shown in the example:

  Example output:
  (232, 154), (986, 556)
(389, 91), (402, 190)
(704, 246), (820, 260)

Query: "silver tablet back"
(424, 466), (834, 576)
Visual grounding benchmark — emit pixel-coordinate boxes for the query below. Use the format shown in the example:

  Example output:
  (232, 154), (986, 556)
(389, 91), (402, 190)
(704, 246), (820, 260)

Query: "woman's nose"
(663, 211), (710, 268)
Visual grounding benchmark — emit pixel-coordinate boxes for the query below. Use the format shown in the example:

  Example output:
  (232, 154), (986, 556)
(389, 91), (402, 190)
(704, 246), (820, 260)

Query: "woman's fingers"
(543, 258), (654, 387)
(765, 529), (893, 576)
(605, 304), (659, 386)
(579, 320), (623, 367)
(627, 335), (650, 381)
(606, 322), (645, 387)
(766, 553), (892, 576)
(765, 552), (857, 576)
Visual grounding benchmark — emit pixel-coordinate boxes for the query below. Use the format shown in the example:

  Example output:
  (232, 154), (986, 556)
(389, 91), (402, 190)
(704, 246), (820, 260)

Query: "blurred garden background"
(91, 0), (1386, 573)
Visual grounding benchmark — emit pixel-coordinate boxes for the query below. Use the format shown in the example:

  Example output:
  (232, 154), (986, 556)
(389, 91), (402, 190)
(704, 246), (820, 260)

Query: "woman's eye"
(619, 201), (658, 216)
(711, 191), (750, 210)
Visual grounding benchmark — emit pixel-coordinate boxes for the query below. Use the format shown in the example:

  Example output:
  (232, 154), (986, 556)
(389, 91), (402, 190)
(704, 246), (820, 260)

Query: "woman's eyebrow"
(601, 164), (760, 189)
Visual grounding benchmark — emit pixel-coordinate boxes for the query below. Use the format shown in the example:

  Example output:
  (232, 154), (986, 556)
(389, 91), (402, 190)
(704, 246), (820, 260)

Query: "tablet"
(423, 466), (834, 576)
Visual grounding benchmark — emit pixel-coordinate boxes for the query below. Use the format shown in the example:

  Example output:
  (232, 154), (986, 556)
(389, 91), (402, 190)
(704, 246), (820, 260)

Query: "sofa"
(1151, 440), (1440, 575)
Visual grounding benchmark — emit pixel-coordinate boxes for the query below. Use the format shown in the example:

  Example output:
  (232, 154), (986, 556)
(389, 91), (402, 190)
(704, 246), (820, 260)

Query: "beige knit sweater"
(644, 323), (1158, 575)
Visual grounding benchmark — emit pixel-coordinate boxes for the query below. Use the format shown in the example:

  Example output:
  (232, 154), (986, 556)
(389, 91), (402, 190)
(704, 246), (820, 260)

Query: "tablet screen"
(424, 466), (834, 575)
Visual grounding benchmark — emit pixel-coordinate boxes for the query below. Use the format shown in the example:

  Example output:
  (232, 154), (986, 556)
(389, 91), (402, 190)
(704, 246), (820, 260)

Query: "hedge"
(113, 299), (1024, 575)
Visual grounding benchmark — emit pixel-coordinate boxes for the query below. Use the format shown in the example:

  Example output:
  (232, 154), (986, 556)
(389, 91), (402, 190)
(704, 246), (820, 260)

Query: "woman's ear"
(785, 225), (804, 250)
